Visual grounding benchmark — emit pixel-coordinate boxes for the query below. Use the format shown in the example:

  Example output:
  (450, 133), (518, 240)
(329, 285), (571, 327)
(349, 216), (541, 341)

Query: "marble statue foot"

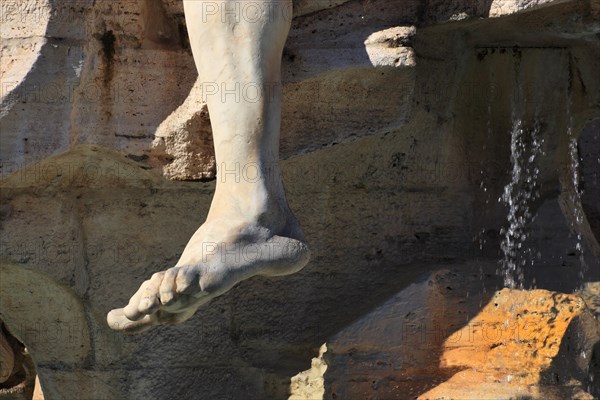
(107, 216), (310, 333)
(107, 0), (301, 333)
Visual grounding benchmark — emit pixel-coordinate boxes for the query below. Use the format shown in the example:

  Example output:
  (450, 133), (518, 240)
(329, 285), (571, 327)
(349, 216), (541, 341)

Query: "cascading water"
(499, 117), (543, 289)
(565, 71), (588, 283)
(498, 50), (588, 289)
(498, 49), (545, 289)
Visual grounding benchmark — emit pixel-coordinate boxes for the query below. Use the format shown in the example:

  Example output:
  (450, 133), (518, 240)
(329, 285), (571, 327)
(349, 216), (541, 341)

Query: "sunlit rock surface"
(423, 288), (599, 399)
(1, 0), (599, 399)
(306, 271), (600, 399)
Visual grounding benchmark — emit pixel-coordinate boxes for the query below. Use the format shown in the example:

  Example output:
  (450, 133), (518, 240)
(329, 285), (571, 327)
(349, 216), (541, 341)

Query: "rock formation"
(1, 0), (599, 399)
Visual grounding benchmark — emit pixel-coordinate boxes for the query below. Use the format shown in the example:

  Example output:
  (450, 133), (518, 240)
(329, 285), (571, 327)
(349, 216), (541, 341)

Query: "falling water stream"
(488, 49), (600, 394)
(498, 50), (587, 289)
(568, 133), (588, 281)
(499, 117), (543, 289)
(565, 67), (588, 282)
(497, 51), (542, 288)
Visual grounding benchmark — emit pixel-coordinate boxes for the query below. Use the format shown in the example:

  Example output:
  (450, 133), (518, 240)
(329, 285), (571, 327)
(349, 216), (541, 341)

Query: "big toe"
(124, 273), (163, 320)
(107, 308), (158, 334)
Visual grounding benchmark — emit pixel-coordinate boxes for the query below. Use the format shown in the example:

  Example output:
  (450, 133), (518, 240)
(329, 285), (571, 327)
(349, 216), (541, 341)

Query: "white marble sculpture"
(107, 0), (310, 332)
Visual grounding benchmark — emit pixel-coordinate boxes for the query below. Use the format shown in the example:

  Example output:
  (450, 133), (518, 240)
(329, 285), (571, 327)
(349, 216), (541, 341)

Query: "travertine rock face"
(318, 271), (600, 400)
(293, 0), (352, 17)
(1, 0), (599, 399)
(0, 0), (50, 97)
(150, 79), (215, 181)
(1, 0), (196, 173)
(422, 289), (600, 399)
(289, 344), (328, 400)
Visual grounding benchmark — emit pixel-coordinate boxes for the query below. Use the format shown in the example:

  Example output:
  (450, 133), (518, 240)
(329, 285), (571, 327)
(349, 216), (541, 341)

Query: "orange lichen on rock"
(420, 288), (600, 399)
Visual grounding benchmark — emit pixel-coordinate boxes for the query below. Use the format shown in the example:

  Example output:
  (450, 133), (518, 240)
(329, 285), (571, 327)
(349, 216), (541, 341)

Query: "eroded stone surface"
(4, 0), (597, 181)
(150, 79), (215, 181)
(0, 0), (599, 398)
(0, 0), (50, 103)
(310, 270), (600, 400)
(289, 344), (328, 400)
(293, 0), (352, 17)
(420, 289), (600, 399)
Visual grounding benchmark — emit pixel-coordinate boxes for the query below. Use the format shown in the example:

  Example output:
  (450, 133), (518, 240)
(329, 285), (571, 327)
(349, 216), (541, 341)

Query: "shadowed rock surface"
(1, 0), (599, 399)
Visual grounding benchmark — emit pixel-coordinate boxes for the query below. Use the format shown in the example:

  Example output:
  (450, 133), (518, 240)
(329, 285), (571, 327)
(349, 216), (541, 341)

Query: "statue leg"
(107, 0), (310, 333)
